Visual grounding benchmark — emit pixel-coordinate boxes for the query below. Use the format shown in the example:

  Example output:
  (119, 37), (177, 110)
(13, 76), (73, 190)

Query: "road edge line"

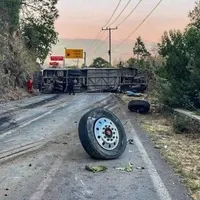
(127, 120), (172, 200)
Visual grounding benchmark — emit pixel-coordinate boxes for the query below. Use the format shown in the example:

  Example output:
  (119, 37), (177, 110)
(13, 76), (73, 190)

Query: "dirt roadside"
(119, 94), (200, 200)
(0, 87), (36, 103)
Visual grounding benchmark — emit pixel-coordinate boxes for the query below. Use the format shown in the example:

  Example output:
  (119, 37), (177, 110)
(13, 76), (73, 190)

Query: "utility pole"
(77, 59), (79, 68)
(102, 27), (118, 66)
(84, 52), (87, 67)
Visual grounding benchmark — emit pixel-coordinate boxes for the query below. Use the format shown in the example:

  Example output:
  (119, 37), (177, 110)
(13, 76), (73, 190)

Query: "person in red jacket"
(27, 77), (33, 93)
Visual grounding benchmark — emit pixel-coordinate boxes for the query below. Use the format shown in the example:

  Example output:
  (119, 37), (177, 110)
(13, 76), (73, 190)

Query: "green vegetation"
(89, 57), (112, 68)
(120, 1), (200, 110)
(0, 0), (59, 98)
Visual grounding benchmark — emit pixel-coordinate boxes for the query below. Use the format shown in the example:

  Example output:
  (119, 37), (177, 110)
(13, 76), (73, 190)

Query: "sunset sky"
(50, 0), (197, 65)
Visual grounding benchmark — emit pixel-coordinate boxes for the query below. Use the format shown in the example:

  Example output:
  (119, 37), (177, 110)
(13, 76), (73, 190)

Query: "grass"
(121, 94), (200, 200)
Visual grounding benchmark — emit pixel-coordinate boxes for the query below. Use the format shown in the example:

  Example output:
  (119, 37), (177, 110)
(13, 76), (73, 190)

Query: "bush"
(173, 112), (200, 134)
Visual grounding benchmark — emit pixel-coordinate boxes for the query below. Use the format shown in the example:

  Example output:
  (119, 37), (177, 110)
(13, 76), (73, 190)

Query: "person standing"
(68, 78), (75, 95)
(27, 77), (33, 93)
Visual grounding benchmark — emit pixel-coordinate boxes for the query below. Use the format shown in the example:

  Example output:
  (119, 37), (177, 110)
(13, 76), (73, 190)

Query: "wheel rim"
(94, 117), (119, 150)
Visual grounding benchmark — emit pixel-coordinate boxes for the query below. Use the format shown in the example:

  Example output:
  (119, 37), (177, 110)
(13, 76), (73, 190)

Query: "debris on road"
(123, 121), (128, 126)
(115, 162), (133, 172)
(127, 139), (134, 145)
(136, 166), (145, 170)
(154, 145), (161, 149)
(126, 91), (143, 97)
(85, 165), (107, 173)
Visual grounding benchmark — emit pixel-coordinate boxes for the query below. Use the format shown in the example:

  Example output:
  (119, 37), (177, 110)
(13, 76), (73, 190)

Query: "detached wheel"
(78, 108), (127, 160)
(128, 100), (150, 114)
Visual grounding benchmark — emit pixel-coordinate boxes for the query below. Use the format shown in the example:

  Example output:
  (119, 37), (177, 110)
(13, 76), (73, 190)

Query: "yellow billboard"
(65, 49), (83, 59)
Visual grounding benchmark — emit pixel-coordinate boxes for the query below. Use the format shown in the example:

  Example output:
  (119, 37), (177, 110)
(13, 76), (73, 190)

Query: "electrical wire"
(103, 0), (122, 28)
(86, 0), (122, 53)
(87, 35), (109, 57)
(107, 0), (132, 27)
(116, 0), (142, 27)
(114, 0), (163, 50)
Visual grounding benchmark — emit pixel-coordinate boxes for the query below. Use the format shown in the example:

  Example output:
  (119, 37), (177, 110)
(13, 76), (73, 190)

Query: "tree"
(0, 0), (59, 91)
(0, 0), (21, 34)
(154, 1), (200, 108)
(133, 36), (151, 60)
(188, 1), (200, 29)
(156, 26), (200, 108)
(20, 0), (59, 63)
(89, 57), (111, 68)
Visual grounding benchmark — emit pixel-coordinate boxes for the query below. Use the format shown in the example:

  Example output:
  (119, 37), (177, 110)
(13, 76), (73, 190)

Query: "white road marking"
(29, 158), (63, 200)
(80, 179), (85, 186)
(0, 95), (112, 140)
(127, 120), (172, 200)
(74, 174), (92, 195)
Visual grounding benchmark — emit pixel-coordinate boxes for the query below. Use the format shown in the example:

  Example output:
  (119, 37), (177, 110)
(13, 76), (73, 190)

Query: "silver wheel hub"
(94, 117), (119, 150)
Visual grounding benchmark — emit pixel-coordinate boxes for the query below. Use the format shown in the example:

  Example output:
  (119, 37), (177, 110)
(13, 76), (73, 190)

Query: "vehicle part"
(68, 69), (82, 76)
(128, 100), (150, 114)
(78, 108), (127, 160)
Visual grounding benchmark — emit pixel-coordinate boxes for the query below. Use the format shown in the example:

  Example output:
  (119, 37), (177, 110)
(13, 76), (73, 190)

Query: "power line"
(86, 0), (122, 53)
(91, 0), (142, 60)
(103, 0), (122, 28)
(116, 0), (142, 27)
(107, 0), (132, 27)
(87, 35), (109, 57)
(86, 31), (105, 52)
(114, 0), (163, 50)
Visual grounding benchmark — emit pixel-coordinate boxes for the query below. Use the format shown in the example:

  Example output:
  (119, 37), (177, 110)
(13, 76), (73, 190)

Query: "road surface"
(0, 94), (190, 200)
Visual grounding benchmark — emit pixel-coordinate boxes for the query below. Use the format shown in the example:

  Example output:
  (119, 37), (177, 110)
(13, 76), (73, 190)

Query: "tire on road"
(78, 108), (127, 160)
(128, 100), (150, 114)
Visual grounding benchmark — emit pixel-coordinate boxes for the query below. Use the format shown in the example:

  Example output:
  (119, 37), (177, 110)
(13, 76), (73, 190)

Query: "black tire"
(78, 108), (127, 160)
(128, 100), (150, 114)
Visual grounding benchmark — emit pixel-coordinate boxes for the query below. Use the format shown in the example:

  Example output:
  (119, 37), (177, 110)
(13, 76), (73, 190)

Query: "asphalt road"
(0, 94), (191, 200)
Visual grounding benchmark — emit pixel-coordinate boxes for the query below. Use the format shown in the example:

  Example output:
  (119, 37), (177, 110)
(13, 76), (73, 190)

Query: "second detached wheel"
(78, 108), (127, 160)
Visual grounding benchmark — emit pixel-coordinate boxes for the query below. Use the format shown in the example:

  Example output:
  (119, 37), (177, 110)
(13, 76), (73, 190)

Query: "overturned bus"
(33, 67), (148, 94)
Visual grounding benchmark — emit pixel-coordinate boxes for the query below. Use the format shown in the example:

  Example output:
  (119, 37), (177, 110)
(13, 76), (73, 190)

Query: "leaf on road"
(85, 165), (107, 173)
(116, 162), (133, 172)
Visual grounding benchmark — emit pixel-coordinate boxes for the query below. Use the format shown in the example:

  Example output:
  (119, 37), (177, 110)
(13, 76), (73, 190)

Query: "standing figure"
(27, 77), (33, 93)
(68, 78), (75, 95)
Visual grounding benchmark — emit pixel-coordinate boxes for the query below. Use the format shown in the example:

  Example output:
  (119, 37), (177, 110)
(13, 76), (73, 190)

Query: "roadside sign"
(65, 49), (83, 59)
(50, 56), (64, 61)
(49, 62), (59, 66)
